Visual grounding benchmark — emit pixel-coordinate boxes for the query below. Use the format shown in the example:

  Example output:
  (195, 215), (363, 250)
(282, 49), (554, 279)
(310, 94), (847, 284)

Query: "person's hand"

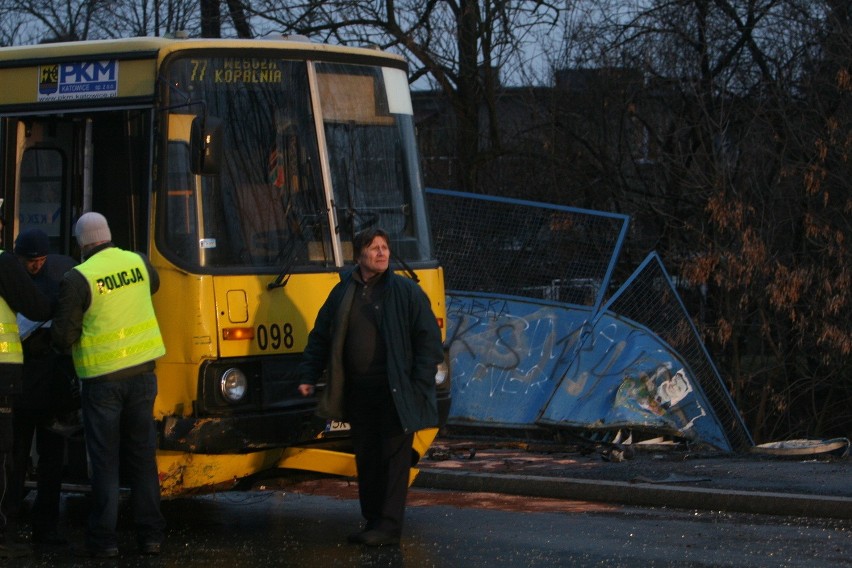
(297, 384), (315, 397)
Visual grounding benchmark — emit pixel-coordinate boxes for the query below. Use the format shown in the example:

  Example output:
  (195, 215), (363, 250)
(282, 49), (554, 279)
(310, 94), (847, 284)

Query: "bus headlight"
(220, 367), (248, 402)
(435, 361), (449, 386)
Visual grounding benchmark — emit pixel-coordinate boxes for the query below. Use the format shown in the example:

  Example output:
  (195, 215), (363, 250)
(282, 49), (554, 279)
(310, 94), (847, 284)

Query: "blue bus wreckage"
(426, 189), (753, 453)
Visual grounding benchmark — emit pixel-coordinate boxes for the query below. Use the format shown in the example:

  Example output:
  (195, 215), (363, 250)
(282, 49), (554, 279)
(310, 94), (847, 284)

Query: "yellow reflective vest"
(0, 253), (23, 363)
(72, 248), (165, 378)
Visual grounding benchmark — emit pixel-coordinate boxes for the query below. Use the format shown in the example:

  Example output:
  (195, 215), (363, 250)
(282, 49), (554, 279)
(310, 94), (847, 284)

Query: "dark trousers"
(81, 373), (165, 551)
(10, 409), (65, 535)
(0, 402), (12, 540)
(346, 383), (414, 536)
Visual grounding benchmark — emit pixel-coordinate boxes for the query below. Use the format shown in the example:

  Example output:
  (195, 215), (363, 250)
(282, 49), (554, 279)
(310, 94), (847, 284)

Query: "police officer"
(51, 212), (166, 558)
(0, 243), (52, 559)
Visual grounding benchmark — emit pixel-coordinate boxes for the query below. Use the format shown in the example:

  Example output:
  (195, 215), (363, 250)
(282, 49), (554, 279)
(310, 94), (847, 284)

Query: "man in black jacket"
(8, 229), (77, 547)
(0, 244), (52, 559)
(298, 228), (443, 547)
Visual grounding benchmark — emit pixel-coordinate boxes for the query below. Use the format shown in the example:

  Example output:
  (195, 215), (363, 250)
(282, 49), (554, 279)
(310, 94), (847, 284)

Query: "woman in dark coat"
(298, 228), (443, 547)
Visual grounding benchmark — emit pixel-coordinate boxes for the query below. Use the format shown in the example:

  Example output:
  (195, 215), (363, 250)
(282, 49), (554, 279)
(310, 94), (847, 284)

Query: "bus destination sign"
(189, 58), (282, 85)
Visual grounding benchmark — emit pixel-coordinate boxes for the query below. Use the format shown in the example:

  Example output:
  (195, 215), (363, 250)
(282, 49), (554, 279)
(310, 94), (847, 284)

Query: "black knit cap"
(14, 228), (50, 258)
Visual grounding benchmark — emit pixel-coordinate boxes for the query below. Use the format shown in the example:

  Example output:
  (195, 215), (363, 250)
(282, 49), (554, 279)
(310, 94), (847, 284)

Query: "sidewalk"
(412, 438), (852, 520)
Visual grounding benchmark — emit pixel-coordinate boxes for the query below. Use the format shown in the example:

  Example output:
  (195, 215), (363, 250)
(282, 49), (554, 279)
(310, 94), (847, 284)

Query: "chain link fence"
(426, 188), (753, 451)
(604, 254), (753, 450)
(425, 188), (628, 311)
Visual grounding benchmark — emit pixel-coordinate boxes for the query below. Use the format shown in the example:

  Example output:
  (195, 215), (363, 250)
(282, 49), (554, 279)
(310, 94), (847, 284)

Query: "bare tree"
(199, 0), (220, 37)
(92, 0), (197, 37)
(225, 0), (251, 37)
(0, 2), (30, 45)
(0, 0), (251, 42)
(0, 0), (106, 41)
(199, 0), (252, 38)
(555, 0), (852, 441)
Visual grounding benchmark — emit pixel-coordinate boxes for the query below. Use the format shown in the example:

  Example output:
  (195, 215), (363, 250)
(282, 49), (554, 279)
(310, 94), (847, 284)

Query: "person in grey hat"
(7, 228), (77, 548)
(0, 238), (52, 559)
(51, 212), (166, 558)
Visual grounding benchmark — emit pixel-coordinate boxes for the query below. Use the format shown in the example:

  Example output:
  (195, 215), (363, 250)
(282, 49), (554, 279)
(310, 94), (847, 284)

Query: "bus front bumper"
(159, 409), (319, 454)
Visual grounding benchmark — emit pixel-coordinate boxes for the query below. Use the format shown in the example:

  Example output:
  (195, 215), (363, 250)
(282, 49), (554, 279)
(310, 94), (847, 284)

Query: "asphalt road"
(9, 480), (852, 567)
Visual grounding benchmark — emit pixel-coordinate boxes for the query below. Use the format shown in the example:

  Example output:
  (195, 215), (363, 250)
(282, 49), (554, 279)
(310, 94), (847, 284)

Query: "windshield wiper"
(391, 249), (419, 283)
(267, 247), (299, 290)
(267, 212), (320, 290)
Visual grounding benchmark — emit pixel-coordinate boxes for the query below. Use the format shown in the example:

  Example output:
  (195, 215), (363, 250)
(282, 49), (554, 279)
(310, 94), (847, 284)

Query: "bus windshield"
(160, 53), (433, 272)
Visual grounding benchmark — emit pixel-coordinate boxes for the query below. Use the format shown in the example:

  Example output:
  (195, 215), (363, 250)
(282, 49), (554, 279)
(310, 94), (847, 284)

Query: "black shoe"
(73, 545), (119, 558)
(347, 531), (367, 544)
(139, 542), (161, 555)
(32, 531), (68, 546)
(359, 529), (400, 547)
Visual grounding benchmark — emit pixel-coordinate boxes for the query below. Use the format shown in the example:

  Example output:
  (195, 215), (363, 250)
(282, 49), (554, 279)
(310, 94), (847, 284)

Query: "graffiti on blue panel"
(540, 312), (728, 450)
(446, 294), (731, 450)
(446, 294), (593, 426)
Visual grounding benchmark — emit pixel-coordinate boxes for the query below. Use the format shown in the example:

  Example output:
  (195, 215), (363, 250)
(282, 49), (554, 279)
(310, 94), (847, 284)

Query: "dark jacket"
(18, 253), (78, 410)
(0, 250), (52, 395)
(300, 268), (444, 433)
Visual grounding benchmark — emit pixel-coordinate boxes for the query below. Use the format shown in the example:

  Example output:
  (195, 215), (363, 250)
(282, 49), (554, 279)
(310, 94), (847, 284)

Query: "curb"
(414, 470), (852, 520)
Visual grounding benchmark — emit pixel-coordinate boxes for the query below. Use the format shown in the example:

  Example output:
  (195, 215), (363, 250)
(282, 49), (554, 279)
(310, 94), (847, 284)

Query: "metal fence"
(426, 188), (753, 451)
(425, 188), (629, 312)
(603, 253), (753, 451)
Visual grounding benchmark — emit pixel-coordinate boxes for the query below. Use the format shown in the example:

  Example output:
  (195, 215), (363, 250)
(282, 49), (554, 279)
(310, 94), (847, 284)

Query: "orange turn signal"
(222, 327), (255, 341)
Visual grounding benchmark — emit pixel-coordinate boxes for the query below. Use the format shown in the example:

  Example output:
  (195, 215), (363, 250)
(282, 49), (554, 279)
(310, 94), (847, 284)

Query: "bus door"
(2, 107), (154, 484)
(5, 109), (152, 255)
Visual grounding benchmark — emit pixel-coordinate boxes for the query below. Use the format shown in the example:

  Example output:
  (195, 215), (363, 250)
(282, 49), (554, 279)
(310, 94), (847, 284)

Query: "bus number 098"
(256, 323), (294, 350)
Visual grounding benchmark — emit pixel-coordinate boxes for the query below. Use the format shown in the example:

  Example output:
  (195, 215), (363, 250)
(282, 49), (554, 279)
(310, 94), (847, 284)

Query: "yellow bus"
(0, 36), (451, 497)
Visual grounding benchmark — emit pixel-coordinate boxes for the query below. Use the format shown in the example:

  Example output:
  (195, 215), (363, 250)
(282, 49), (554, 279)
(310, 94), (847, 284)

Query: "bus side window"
(19, 147), (64, 252)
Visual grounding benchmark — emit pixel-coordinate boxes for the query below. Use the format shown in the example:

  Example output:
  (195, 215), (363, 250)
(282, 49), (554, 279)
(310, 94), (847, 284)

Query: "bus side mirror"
(190, 116), (223, 175)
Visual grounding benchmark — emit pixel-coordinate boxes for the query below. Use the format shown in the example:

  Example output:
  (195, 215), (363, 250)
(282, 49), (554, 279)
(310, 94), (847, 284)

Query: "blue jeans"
(81, 373), (165, 550)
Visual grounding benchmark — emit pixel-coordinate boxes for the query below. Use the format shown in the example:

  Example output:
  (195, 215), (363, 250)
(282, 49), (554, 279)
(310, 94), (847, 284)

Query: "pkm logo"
(59, 60), (116, 84)
(38, 60), (119, 100)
